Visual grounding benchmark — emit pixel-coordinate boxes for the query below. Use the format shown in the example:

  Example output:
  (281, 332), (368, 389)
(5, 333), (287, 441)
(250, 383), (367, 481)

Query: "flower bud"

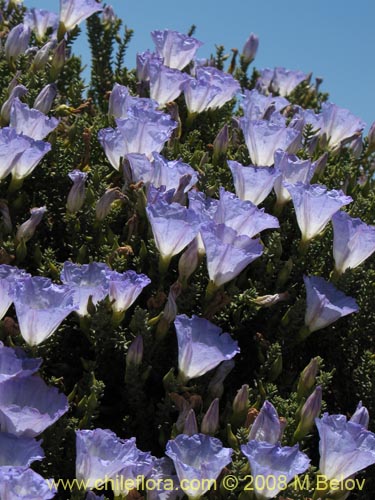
(178, 238), (200, 286)
(33, 83), (57, 114)
(213, 124), (229, 162)
(241, 33), (259, 65)
(156, 281), (182, 339)
(50, 40), (66, 80)
(297, 357), (320, 401)
(201, 398), (219, 435)
(66, 170), (87, 214)
(33, 40), (56, 71)
(293, 386), (322, 441)
(350, 401), (369, 429)
(16, 206), (46, 243)
(102, 5), (117, 25)
(95, 188), (125, 221)
(368, 121), (375, 154)
(5, 24), (31, 61)
(183, 409), (198, 436)
(0, 199), (12, 233)
(126, 335), (143, 368)
(231, 384), (249, 428)
(207, 359), (235, 399)
(1, 84), (28, 123)
(248, 401), (282, 444)
(350, 135), (363, 159)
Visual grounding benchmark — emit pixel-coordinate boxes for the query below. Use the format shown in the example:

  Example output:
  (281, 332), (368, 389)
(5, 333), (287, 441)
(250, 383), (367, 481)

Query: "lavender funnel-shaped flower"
(24, 8), (59, 40)
(241, 441), (310, 499)
(166, 433), (232, 499)
(248, 401), (282, 444)
(285, 182), (352, 243)
(240, 118), (301, 166)
(149, 61), (189, 106)
(174, 314), (239, 382)
(60, 261), (110, 316)
(0, 467), (57, 499)
(0, 375), (69, 437)
(332, 211), (375, 274)
(108, 270), (151, 313)
(151, 29), (203, 70)
(228, 160), (280, 205)
(0, 341), (41, 382)
(303, 275), (359, 334)
(0, 432), (44, 467)
(59, 0), (103, 33)
(241, 89), (289, 121)
(10, 98), (59, 140)
(11, 276), (77, 345)
(201, 222), (263, 287)
(0, 264), (30, 320)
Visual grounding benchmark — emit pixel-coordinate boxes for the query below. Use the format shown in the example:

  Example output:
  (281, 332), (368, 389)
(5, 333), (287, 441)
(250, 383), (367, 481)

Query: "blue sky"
(28, 0), (375, 130)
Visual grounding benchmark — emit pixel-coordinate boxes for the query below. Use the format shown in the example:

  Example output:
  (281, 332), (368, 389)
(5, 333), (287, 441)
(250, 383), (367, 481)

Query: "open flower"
(0, 432), (44, 467)
(60, 261), (110, 316)
(0, 467), (56, 499)
(166, 433), (232, 499)
(149, 61), (188, 106)
(304, 275), (359, 333)
(0, 264), (29, 320)
(240, 119), (301, 166)
(76, 429), (153, 493)
(332, 211), (375, 274)
(201, 222), (263, 287)
(108, 270), (151, 313)
(11, 276), (77, 345)
(151, 29), (203, 70)
(316, 413), (375, 481)
(241, 441), (310, 499)
(10, 99), (59, 141)
(228, 160), (280, 205)
(285, 183), (352, 242)
(0, 342), (42, 383)
(0, 375), (69, 437)
(174, 314), (239, 381)
(24, 8), (58, 40)
(59, 0), (103, 32)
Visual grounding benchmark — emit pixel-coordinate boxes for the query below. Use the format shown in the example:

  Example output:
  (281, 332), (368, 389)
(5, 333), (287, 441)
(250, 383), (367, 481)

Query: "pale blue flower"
(149, 61), (189, 106)
(166, 433), (232, 499)
(201, 222), (263, 287)
(241, 441), (310, 499)
(108, 270), (151, 313)
(304, 275), (359, 333)
(60, 261), (110, 316)
(0, 265), (30, 320)
(0, 375), (69, 437)
(151, 29), (203, 70)
(0, 467), (57, 499)
(11, 276), (77, 345)
(10, 98), (59, 140)
(228, 160), (280, 205)
(0, 432), (44, 467)
(241, 89), (289, 121)
(332, 211), (375, 274)
(24, 8), (58, 40)
(0, 341), (41, 383)
(174, 314), (239, 381)
(4, 24), (31, 61)
(285, 183), (352, 242)
(240, 118), (301, 166)
(59, 0), (103, 32)
(316, 413), (375, 480)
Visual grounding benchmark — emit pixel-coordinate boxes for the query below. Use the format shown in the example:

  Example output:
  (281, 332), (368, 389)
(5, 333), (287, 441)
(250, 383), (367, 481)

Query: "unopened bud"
(126, 335), (143, 368)
(252, 292), (289, 308)
(0, 200), (12, 233)
(350, 135), (363, 159)
(102, 5), (117, 25)
(313, 152), (328, 177)
(1, 84), (27, 123)
(183, 409), (198, 436)
(350, 401), (369, 429)
(33, 83), (57, 114)
(241, 33), (259, 65)
(178, 238), (200, 286)
(50, 40), (66, 80)
(5, 24), (31, 61)
(201, 398), (219, 435)
(66, 170), (87, 214)
(16, 206), (46, 243)
(207, 359), (235, 399)
(33, 40), (56, 71)
(95, 188), (125, 221)
(231, 384), (249, 428)
(297, 357), (320, 400)
(368, 122), (375, 154)
(213, 124), (229, 162)
(294, 386), (322, 441)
